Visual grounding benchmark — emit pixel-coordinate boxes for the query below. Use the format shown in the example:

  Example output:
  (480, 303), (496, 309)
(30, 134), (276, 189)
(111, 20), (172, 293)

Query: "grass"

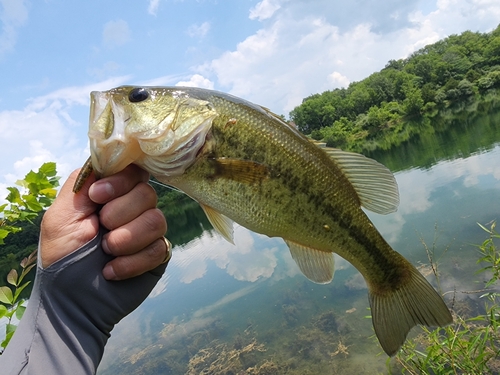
(390, 222), (500, 375)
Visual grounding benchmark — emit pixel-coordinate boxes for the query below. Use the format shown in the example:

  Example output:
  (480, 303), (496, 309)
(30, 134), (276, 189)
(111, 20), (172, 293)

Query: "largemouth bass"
(74, 86), (452, 356)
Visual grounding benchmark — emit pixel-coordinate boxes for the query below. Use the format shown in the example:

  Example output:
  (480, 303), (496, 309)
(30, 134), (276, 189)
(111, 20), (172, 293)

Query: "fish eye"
(128, 88), (149, 103)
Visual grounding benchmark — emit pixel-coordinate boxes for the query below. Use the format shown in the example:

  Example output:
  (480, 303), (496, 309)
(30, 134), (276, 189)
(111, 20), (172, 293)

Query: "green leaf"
(17, 210), (37, 222)
(0, 228), (9, 245)
(23, 170), (41, 186)
(5, 323), (17, 335)
(13, 282), (31, 301)
(0, 304), (7, 319)
(6, 269), (18, 286)
(6, 187), (23, 206)
(39, 162), (57, 177)
(18, 264), (36, 284)
(1, 330), (15, 350)
(15, 305), (26, 320)
(22, 194), (43, 212)
(39, 187), (57, 198)
(0, 286), (13, 304)
(14, 178), (28, 189)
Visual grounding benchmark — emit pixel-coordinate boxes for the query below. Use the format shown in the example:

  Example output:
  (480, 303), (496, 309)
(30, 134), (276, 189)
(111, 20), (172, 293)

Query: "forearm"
(0, 229), (166, 375)
(0, 232), (109, 374)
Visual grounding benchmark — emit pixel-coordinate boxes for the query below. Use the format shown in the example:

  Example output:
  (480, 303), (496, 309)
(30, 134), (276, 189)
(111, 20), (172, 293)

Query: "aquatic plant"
(186, 338), (266, 375)
(391, 222), (500, 374)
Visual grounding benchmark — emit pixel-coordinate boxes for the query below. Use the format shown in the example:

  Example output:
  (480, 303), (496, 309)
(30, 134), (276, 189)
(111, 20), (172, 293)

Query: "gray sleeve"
(0, 228), (167, 375)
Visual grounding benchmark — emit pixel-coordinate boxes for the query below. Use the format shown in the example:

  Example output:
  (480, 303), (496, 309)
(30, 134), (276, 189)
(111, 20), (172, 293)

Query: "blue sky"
(1, 0), (500, 192)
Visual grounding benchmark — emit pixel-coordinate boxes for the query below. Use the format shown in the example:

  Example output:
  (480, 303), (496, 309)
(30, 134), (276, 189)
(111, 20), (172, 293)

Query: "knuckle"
(143, 209), (167, 235)
(134, 182), (158, 206)
(98, 206), (118, 230)
(112, 259), (134, 278)
(105, 231), (131, 255)
(146, 238), (167, 262)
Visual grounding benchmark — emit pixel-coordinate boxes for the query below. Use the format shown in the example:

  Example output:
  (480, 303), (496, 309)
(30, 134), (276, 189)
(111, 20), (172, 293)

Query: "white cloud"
(186, 21), (210, 38)
(328, 71), (350, 88)
(175, 74), (214, 89)
(102, 19), (131, 47)
(249, 0), (282, 21)
(0, 0), (28, 58)
(138, 73), (187, 87)
(194, 0), (500, 115)
(0, 76), (131, 198)
(148, 0), (160, 16)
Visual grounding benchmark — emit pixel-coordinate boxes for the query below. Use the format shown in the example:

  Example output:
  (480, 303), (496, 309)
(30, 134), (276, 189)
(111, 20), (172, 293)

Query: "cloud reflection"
(369, 146), (500, 244)
(171, 225), (281, 284)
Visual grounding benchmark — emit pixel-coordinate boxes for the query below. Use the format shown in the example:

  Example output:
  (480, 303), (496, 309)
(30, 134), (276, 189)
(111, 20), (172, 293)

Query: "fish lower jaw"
(90, 139), (143, 177)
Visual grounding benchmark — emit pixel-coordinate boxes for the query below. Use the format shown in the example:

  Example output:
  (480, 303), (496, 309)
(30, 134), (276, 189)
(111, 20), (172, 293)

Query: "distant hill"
(290, 24), (500, 152)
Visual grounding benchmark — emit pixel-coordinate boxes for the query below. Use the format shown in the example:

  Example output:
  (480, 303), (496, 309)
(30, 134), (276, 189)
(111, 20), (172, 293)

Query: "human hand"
(1, 164), (170, 375)
(40, 164), (169, 280)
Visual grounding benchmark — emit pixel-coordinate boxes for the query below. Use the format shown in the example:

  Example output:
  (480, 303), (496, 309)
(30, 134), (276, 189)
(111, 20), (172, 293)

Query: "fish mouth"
(88, 90), (143, 178)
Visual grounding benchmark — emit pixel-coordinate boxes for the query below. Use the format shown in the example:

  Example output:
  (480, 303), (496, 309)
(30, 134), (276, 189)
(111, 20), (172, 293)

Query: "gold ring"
(160, 237), (172, 264)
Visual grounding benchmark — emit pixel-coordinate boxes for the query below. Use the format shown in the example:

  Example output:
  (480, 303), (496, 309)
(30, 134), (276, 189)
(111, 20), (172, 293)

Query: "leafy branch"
(0, 162), (59, 244)
(0, 251), (37, 352)
(0, 162), (59, 353)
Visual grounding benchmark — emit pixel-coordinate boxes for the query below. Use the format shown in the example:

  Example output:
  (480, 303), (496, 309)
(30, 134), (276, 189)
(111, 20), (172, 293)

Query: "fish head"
(88, 86), (217, 178)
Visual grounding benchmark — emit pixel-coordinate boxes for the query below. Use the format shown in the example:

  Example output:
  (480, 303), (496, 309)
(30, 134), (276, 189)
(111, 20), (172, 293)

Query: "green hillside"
(290, 24), (500, 152)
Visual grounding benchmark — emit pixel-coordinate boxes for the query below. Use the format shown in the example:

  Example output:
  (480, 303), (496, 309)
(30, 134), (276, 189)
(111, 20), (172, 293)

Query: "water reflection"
(173, 227), (280, 284)
(370, 146), (500, 244)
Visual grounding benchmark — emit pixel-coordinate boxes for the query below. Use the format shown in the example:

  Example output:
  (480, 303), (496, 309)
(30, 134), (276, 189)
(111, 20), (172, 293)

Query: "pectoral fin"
(210, 158), (270, 184)
(200, 203), (235, 244)
(285, 240), (335, 284)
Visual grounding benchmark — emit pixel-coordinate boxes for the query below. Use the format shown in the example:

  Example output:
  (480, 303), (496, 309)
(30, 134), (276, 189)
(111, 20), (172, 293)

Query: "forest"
(290, 24), (500, 152)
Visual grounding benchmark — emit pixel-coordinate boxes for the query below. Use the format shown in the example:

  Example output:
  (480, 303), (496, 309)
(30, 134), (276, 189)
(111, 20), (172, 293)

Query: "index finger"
(88, 164), (150, 204)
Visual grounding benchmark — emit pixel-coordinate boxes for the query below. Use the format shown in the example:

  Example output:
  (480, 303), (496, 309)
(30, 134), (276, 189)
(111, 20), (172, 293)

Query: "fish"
(74, 86), (452, 356)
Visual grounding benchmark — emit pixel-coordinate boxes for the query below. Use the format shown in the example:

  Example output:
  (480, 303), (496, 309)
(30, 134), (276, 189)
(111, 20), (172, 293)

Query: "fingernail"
(89, 181), (114, 203)
(102, 238), (111, 254)
(103, 264), (117, 280)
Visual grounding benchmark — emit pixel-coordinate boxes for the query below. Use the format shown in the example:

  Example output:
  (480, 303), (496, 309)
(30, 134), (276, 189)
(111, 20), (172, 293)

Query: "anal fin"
(285, 240), (335, 284)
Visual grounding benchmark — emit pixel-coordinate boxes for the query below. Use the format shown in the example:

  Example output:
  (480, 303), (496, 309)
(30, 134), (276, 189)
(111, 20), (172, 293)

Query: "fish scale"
(75, 85), (452, 356)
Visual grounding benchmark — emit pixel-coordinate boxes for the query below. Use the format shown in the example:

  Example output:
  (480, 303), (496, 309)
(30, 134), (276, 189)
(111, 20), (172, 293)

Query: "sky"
(1, 0), (500, 192)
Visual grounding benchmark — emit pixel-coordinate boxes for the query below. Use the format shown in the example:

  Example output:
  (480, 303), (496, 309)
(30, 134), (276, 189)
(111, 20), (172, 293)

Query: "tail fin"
(368, 265), (452, 356)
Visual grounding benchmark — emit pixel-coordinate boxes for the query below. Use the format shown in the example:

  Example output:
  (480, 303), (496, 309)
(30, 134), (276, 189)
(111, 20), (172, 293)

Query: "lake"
(41, 100), (500, 373)
(94, 100), (500, 375)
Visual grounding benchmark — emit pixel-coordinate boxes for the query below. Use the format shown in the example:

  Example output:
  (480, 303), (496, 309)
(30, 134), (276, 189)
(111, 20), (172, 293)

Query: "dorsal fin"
(285, 240), (335, 284)
(200, 203), (234, 244)
(308, 139), (327, 148)
(323, 148), (399, 215)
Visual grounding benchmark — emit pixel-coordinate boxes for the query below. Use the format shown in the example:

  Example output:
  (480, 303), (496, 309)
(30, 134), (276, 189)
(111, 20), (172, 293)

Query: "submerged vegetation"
(97, 221), (500, 375)
(290, 24), (500, 153)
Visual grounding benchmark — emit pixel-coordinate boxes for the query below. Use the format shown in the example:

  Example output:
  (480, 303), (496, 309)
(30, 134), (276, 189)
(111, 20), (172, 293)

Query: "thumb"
(40, 168), (100, 268)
